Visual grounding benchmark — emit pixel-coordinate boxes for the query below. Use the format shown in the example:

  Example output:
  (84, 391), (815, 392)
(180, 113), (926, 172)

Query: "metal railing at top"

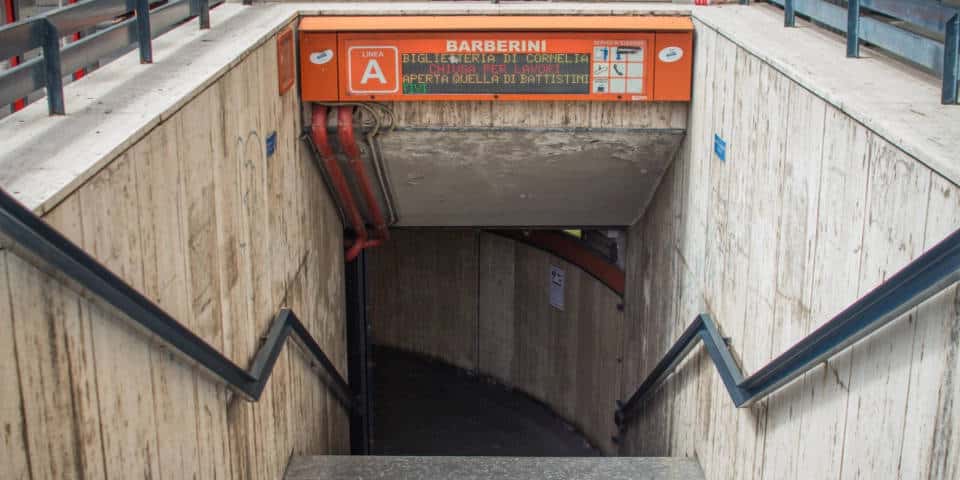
(0, 0), (223, 115)
(614, 226), (960, 437)
(0, 184), (354, 409)
(772, 0), (960, 104)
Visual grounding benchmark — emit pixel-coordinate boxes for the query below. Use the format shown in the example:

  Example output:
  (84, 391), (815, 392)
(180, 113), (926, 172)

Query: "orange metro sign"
(299, 16), (694, 102)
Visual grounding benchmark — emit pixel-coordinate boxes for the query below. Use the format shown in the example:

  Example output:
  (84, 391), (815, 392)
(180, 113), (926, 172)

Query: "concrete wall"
(2, 3), (956, 478)
(368, 230), (481, 370)
(369, 7), (960, 476)
(368, 229), (624, 453)
(617, 16), (960, 480)
(0, 23), (349, 480)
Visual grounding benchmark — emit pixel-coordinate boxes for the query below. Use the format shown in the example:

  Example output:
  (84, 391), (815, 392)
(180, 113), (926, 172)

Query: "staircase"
(285, 456), (704, 480)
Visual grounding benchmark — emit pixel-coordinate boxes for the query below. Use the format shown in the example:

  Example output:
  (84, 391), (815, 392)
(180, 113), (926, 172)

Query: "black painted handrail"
(616, 227), (960, 432)
(0, 186), (353, 409)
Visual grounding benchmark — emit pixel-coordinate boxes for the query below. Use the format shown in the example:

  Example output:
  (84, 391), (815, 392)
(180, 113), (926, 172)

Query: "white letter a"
(360, 59), (387, 84)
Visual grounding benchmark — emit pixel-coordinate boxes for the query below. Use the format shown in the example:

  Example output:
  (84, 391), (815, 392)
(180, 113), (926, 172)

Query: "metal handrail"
(0, 185), (354, 409)
(0, 0), (217, 114)
(774, 0), (960, 104)
(615, 226), (960, 432)
(1, 0), (137, 58)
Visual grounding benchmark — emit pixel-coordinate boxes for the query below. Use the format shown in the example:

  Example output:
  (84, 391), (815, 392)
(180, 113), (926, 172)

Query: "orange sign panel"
(277, 27), (295, 95)
(338, 32), (654, 101)
(299, 16), (693, 102)
(300, 32), (338, 102)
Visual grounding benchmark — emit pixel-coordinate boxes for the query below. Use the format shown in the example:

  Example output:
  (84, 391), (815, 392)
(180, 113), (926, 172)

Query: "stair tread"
(285, 456), (704, 480)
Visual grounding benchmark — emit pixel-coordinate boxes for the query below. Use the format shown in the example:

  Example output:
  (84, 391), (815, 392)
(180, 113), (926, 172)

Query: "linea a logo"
(348, 46), (399, 94)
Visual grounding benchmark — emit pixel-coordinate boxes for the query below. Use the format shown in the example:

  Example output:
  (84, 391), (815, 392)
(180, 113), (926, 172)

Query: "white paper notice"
(550, 265), (565, 310)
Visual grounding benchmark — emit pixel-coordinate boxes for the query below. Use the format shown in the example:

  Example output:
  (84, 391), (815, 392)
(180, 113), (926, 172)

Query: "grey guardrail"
(0, 185), (353, 408)
(773, 0), (960, 104)
(616, 226), (960, 434)
(0, 0), (218, 113)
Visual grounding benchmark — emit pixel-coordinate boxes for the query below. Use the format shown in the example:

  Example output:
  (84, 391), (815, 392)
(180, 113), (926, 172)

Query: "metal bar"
(0, 0), (136, 58)
(5, 58), (24, 113)
(1, 51), (49, 109)
(944, 14), (959, 104)
(0, 187), (256, 391)
(772, 0), (960, 37)
(699, 314), (747, 404)
(0, 19), (44, 64)
(198, 0), (209, 30)
(67, 0), (85, 80)
(0, 185), (353, 410)
(364, 130), (399, 226)
(246, 309), (295, 396)
(769, 0), (948, 75)
(289, 314), (354, 408)
(1, 22), (48, 59)
(0, 0), (219, 52)
(616, 313), (749, 427)
(0, 0), (197, 108)
(617, 226), (960, 429)
(615, 317), (705, 426)
(41, 20), (65, 115)
(134, 0), (151, 63)
(234, 306), (354, 408)
(148, 0), (196, 40)
(738, 227), (960, 401)
(3, 0), (25, 112)
(785, 0), (796, 27)
(847, 0), (861, 58)
(346, 252), (372, 454)
(859, 0), (958, 35)
(70, 54), (86, 83)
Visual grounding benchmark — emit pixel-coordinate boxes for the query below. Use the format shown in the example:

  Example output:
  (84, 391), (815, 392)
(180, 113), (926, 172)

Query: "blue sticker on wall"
(714, 134), (726, 162)
(266, 131), (277, 158)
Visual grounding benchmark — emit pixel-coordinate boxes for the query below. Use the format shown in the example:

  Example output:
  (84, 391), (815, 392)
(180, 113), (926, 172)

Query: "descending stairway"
(285, 456), (704, 480)
(372, 347), (599, 456)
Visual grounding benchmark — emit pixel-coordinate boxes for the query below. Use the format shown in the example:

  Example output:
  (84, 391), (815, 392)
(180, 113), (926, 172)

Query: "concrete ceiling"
(371, 126), (684, 227)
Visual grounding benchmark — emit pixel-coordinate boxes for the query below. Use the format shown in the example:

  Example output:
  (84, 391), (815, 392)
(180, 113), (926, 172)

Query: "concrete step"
(285, 456), (704, 480)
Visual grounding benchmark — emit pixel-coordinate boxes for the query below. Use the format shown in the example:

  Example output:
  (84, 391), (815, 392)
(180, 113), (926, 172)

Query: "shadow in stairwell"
(372, 346), (600, 457)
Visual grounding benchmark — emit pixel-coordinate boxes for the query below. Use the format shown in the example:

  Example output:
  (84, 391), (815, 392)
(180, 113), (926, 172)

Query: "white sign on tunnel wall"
(550, 265), (565, 310)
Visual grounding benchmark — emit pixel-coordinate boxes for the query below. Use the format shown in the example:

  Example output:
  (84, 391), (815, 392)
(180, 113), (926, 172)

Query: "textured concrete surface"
(378, 128), (683, 226)
(372, 347), (597, 456)
(285, 456), (706, 480)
